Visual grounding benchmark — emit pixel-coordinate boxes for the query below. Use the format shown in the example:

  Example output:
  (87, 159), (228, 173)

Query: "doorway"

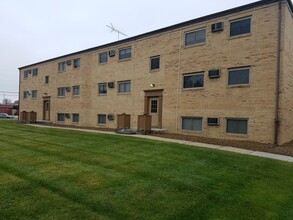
(144, 90), (163, 128)
(43, 99), (50, 121)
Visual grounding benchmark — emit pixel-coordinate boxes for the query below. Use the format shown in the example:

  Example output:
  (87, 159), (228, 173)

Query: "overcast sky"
(0, 0), (268, 101)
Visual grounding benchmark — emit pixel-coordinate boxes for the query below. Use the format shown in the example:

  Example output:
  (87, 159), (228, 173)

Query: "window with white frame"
(98, 114), (106, 125)
(183, 72), (204, 89)
(72, 114), (79, 123)
(99, 52), (108, 64)
(185, 28), (206, 46)
(98, 83), (107, 95)
(228, 67), (250, 86)
(32, 68), (38, 77)
(118, 81), (131, 93)
(226, 118), (248, 135)
(119, 47), (131, 60)
(57, 87), (66, 97)
(72, 85), (80, 96)
(182, 117), (202, 131)
(230, 17), (251, 37)
(58, 62), (66, 72)
(73, 59), (80, 69)
(32, 90), (38, 99)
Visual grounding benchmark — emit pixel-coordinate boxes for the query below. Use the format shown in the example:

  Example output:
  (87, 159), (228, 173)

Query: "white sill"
(150, 69), (160, 73)
(118, 92), (131, 95)
(118, 58), (131, 62)
(229, 33), (252, 40)
(73, 67), (80, 70)
(227, 84), (250, 88)
(73, 95), (80, 97)
(98, 94), (107, 96)
(97, 124), (106, 126)
(57, 96), (66, 98)
(183, 42), (206, 49)
(182, 87), (204, 91)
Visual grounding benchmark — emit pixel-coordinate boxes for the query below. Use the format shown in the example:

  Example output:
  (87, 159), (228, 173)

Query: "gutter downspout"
(273, 0), (283, 147)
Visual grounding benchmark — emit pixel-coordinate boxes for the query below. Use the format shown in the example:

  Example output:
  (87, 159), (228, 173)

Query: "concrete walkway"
(28, 124), (293, 163)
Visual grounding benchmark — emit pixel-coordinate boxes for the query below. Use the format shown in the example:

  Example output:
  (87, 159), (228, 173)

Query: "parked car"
(0, 113), (13, 118)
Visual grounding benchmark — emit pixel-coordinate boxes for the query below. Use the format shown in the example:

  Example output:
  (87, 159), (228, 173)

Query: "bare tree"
(2, 98), (12, 104)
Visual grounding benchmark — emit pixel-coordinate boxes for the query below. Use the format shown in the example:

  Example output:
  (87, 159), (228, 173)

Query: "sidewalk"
(28, 124), (293, 163)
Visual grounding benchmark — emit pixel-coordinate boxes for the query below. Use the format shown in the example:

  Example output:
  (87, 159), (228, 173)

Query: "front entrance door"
(149, 98), (159, 127)
(43, 100), (50, 120)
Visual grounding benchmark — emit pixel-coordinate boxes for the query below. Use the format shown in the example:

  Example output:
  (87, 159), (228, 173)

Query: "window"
(73, 86), (80, 96)
(150, 56), (160, 71)
(118, 81), (131, 93)
(185, 28), (206, 46)
(99, 52), (108, 64)
(119, 47), (131, 60)
(182, 117), (202, 131)
(73, 59), (80, 69)
(98, 83), (107, 95)
(24, 70), (31, 79)
(72, 114), (79, 123)
(228, 68), (250, 86)
(226, 119), (248, 135)
(23, 91), (29, 99)
(32, 68), (38, 77)
(57, 113), (65, 122)
(57, 87), (66, 97)
(98, 114), (106, 125)
(183, 73), (204, 89)
(151, 100), (158, 113)
(58, 62), (66, 72)
(32, 90), (38, 99)
(230, 17), (251, 37)
(45, 76), (49, 84)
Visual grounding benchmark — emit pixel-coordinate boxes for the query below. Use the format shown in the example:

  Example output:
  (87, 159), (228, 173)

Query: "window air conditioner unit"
(208, 69), (221, 78)
(109, 49), (115, 57)
(65, 113), (71, 118)
(108, 82), (115, 88)
(207, 117), (220, 126)
(67, 60), (72, 65)
(66, 87), (71, 92)
(211, 22), (223, 32)
(107, 114), (114, 120)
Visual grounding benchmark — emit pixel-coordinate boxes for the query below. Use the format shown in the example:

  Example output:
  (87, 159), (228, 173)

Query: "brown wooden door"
(149, 98), (159, 127)
(43, 100), (50, 120)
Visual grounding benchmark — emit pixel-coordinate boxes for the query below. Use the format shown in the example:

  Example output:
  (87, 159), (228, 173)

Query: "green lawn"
(0, 120), (292, 219)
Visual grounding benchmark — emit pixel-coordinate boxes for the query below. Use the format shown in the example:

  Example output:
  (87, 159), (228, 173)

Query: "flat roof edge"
(19, 0), (287, 70)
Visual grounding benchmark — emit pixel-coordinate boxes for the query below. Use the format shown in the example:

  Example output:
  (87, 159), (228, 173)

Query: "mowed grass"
(0, 120), (292, 220)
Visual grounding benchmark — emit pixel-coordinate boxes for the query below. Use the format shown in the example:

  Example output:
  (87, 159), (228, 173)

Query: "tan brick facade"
(19, 0), (293, 145)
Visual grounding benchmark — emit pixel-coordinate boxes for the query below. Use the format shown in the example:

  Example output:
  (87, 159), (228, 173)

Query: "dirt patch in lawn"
(151, 133), (293, 157)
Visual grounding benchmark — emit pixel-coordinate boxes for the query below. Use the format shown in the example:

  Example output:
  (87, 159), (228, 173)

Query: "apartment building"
(19, 0), (293, 145)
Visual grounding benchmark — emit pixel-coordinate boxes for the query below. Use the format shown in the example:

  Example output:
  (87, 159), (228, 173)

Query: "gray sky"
(0, 0), (262, 100)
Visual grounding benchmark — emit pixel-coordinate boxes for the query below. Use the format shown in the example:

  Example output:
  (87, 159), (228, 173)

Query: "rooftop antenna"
(106, 23), (129, 40)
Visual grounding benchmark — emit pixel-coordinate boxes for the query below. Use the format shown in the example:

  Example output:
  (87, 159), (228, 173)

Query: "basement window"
(182, 117), (202, 131)
(226, 118), (248, 135)
(98, 114), (106, 125)
(72, 114), (79, 123)
(57, 113), (65, 122)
